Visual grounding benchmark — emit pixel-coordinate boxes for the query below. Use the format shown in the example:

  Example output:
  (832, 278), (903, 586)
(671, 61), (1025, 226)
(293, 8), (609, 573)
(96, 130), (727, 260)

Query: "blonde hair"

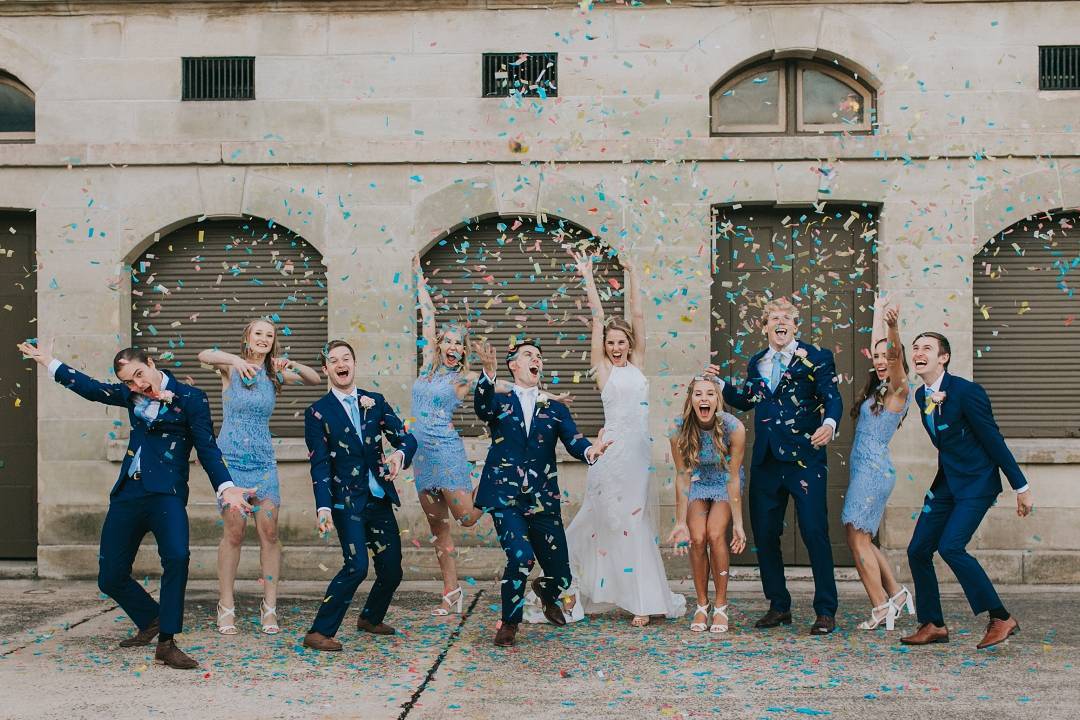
(240, 318), (282, 393)
(672, 378), (729, 472)
(603, 318), (636, 363)
(761, 297), (800, 324)
(426, 324), (470, 376)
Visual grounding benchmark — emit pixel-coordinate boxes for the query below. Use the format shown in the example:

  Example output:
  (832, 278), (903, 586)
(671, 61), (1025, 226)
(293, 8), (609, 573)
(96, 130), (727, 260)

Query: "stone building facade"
(0, 0), (1077, 583)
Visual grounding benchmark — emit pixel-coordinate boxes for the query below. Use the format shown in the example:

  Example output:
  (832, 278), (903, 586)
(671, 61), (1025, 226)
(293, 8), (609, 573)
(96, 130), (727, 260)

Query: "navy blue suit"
(723, 341), (844, 617)
(908, 372), (1028, 625)
(53, 362), (232, 635)
(474, 375), (592, 623)
(305, 389), (417, 637)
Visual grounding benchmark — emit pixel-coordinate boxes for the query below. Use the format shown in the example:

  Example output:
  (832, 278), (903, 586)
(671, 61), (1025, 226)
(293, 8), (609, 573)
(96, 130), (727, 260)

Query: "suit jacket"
(53, 363), (232, 500)
(473, 375), (592, 513)
(915, 372), (1027, 499)
(305, 390), (417, 512)
(722, 341), (844, 467)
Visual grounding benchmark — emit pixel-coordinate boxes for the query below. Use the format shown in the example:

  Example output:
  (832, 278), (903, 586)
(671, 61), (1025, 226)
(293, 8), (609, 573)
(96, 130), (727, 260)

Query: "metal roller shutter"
(974, 211), (1080, 438)
(419, 215), (623, 436)
(131, 218), (328, 437)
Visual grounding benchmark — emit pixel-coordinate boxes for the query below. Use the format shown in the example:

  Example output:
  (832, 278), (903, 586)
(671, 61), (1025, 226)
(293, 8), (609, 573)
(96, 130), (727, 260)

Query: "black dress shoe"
(810, 615), (837, 635)
(531, 579), (567, 626)
(153, 639), (198, 670)
(118, 618), (159, 648)
(754, 609), (793, 629)
(494, 622), (518, 647)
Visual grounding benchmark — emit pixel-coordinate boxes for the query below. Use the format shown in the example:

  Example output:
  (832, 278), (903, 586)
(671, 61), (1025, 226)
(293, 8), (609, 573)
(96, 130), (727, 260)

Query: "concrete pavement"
(1, 579), (1076, 720)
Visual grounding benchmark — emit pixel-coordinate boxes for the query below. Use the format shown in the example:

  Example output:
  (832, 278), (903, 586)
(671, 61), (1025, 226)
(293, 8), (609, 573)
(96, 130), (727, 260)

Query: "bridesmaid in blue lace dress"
(842, 301), (914, 631)
(198, 319), (321, 635)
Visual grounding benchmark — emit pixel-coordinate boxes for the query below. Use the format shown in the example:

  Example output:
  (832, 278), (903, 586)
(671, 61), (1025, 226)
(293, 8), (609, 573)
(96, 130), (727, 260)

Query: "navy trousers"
(310, 495), (403, 637)
(491, 505), (572, 624)
(750, 453), (838, 617)
(98, 476), (190, 635)
(907, 478), (1000, 626)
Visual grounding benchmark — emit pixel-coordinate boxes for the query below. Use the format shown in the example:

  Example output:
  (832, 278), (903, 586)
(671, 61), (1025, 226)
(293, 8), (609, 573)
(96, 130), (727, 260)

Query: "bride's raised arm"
(622, 253), (646, 358)
(571, 249), (608, 379)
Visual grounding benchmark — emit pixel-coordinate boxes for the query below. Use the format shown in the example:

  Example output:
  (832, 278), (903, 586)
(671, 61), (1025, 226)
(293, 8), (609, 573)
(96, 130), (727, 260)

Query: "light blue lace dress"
(684, 413), (745, 503)
(841, 393), (911, 534)
(216, 367), (279, 509)
(411, 368), (473, 493)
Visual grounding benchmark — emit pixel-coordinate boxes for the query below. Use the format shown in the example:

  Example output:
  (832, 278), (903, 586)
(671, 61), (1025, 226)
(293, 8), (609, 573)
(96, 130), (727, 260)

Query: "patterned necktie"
(343, 395), (386, 499)
(129, 395), (157, 477)
(768, 353), (786, 392)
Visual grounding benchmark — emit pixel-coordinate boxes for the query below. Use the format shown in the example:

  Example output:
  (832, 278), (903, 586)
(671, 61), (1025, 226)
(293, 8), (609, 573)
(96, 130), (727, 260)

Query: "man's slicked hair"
(321, 339), (355, 366)
(112, 347), (151, 375)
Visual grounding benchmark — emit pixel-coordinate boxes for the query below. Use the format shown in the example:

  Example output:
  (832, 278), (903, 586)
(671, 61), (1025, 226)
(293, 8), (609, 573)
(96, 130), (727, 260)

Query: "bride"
(565, 248), (686, 627)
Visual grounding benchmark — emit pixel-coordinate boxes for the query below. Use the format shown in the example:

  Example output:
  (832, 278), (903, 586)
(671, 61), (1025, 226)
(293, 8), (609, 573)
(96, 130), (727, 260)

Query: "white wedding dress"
(566, 364), (686, 619)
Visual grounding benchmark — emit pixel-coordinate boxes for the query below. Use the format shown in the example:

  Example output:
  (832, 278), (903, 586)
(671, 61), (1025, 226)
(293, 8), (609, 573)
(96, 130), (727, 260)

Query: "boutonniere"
(152, 389), (176, 405)
(925, 391), (946, 415)
(793, 347), (813, 368)
(358, 394), (375, 419)
(536, 394), (551, 409)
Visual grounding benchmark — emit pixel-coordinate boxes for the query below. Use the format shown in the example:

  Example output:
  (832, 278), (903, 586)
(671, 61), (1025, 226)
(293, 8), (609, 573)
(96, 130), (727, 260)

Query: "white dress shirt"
(922, 372), (1027, 494)
(316, 386), (405, 514)
(512, 384), (540, 435)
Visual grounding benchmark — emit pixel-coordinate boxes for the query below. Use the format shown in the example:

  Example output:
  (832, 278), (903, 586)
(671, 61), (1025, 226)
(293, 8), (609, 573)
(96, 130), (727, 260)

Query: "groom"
(719, 297), (843, 635)
(302, 339), (417, 652)
(473, 338), (611, 647)
(903, 332), (1033, 649)
(17, 341), (250, 669)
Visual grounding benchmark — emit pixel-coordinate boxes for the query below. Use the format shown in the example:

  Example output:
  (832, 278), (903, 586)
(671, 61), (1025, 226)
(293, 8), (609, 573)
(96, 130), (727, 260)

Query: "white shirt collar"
(766, 339), (798, 360)
(512, 384), (539, 397)
(331, 386), (358, 402)
(159, 373), (170, 392)
(924, 372), (945, 394)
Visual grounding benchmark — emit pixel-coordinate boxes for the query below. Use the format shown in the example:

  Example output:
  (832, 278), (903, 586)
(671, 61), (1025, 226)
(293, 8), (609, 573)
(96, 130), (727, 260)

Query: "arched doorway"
(712, 202), (880, 566)
(130, 217), (327, 436)
(418, 214), (623, 436)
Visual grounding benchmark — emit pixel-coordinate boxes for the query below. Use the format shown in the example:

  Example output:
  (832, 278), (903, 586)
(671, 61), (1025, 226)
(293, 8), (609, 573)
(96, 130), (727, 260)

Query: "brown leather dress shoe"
(809, 615), (837, 635)
(303, 631), (343, 652)
(153, 639), (198, 669)
(977, 617), (1019, 649)
(754, 609), (793, 629)
(900, 622), (950, 645)
(494, 622), (518, 647)
(118, 618), (159, 648)
(531, 579), (567, 627)
(356, 617), (396, 635)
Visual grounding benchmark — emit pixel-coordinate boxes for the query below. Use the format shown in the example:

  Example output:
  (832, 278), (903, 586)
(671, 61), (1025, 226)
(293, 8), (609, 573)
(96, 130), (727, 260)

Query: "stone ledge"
(1010, 439), (1080, 465)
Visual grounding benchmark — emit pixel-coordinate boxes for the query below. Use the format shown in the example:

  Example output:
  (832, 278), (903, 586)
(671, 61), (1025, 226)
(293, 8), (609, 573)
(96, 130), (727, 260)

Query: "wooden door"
(712, 204), (878, 566)
(0, 211), (37, 558)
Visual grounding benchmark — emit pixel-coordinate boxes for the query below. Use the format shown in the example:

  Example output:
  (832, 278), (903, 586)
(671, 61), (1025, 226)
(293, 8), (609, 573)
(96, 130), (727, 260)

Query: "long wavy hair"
(604, 317), (637, 365)
(240, 318), (282, 393)
(424, 324), (470, 378)
(673, 377), (729, 472)
(851, 338), (909, 424)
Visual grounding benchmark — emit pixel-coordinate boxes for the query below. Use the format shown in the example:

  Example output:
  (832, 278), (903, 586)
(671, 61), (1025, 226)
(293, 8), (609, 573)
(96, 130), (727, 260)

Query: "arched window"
(710, 58), (874, 135)
(418, 215), (623, 436)
(974, 210), (1080, 438)
(0, 71), (34, 142)
(131, 217), (328, 437)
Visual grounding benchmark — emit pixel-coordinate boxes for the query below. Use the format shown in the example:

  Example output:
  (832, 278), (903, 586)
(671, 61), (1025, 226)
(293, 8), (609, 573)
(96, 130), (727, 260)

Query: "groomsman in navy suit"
(301, 340), (417, 652)
(719, 298), (843, 635)
(17, 341), (249, 669)
(903, 332), (1033, 649)
(473, 338), (611, 647)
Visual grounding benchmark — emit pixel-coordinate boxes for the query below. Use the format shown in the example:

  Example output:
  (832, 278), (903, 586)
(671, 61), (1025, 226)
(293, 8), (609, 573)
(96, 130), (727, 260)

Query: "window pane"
(715, 69), (780, 127)
(802, 69), (863, 126)
(0, 83), (34, 132)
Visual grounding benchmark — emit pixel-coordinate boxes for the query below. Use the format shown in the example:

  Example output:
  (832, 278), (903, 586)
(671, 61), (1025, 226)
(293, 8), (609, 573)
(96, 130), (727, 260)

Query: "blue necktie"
(343, 395), (385, 499)
(768, 353), (786, 392)
(129, 395), (156, 476)
(925, 389), (937, 437)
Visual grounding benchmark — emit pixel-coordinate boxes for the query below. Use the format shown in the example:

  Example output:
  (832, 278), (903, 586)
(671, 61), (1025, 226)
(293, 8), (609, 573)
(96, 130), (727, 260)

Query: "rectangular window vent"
(1039, 46), (1080, 91)
(482, 52), (557, 98)
(182, 57), (255, 101)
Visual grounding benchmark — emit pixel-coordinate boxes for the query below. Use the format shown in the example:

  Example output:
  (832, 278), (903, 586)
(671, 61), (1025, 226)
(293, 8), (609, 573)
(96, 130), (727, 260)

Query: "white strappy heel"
(710, 605), (729, 633)
(260, 600), (280, 634)
(432, 587), (464, 616)
(216, 602), (238, 635)
(690, 603), (711, 633)
(887, 586), (915, 631)
(858, 600), (893, 630)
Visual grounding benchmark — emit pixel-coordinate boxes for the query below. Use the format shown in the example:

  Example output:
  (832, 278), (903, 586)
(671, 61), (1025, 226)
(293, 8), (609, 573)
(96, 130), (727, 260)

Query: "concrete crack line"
(398, 588), (484, 720)
(1, 602), (120, 658)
